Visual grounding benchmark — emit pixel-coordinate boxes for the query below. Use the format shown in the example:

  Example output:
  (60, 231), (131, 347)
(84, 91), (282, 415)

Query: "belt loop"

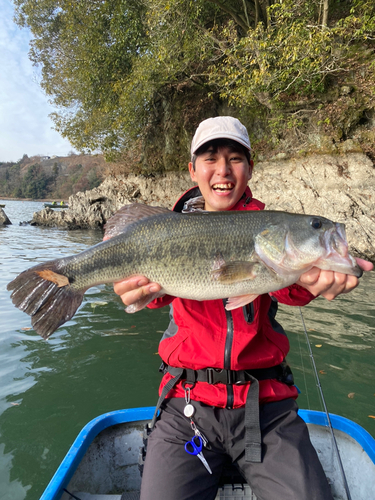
(245, 374), (262, 463)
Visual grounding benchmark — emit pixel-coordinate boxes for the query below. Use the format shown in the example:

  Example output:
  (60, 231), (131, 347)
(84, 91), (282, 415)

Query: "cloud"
(0, 0), (76, 162)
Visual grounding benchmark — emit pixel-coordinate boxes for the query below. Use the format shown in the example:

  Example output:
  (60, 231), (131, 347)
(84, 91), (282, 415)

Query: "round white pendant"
(183, 404), (195, 418)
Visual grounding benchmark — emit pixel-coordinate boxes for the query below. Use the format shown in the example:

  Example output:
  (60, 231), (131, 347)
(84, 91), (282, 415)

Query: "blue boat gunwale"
(40, 407), (375, 500)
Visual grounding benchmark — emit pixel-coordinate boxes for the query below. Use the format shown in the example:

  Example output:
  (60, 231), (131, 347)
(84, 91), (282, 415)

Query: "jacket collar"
(173, 185), (265, 213)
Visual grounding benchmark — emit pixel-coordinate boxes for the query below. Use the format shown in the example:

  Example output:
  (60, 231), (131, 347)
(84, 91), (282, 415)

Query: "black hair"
(191, 138), (251, 170)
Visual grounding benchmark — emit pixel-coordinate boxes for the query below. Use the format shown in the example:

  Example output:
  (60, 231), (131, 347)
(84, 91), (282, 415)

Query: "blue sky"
(0, 0), (76, 162)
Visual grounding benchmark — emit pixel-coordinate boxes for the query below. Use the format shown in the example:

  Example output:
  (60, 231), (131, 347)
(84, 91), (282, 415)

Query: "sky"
(0, 0), (76, 162)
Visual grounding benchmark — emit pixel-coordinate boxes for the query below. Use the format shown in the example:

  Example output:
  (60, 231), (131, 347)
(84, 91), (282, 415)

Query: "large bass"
(8, 204), (362, 339)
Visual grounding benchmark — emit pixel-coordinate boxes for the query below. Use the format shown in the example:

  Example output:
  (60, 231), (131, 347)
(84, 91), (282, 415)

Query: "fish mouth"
(321, 223), (363, 277)
(212, 182), (234, 192)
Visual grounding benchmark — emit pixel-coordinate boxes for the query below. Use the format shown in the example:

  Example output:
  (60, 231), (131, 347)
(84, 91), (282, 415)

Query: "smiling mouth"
(212, 183), (234, 192)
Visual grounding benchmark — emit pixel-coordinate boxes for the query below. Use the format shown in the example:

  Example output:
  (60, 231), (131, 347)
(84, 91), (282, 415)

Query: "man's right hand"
(113, 276), (162, 307)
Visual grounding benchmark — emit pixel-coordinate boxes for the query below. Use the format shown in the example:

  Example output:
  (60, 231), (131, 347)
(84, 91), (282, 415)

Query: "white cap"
(191, 116), (251, 155)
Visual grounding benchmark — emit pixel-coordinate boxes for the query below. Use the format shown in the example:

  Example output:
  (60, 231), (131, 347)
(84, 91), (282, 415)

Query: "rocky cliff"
(29, 152), (375, 262)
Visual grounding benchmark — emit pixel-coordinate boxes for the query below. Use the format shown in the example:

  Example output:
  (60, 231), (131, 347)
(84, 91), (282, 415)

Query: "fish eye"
(310, 218), (322, 229)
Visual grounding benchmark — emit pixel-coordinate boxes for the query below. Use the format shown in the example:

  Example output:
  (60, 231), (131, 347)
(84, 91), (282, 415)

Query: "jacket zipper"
(223, 299), (234, 409)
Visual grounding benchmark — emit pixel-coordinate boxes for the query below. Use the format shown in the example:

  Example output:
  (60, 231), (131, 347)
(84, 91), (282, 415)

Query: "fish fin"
(104, 203), (173, 239)
(225, 294), (259, 310)
(36, 269), (70, 287)
(7, 261), (84, 339)
(212, 261), (263, 284)
(125, 291), (165, 313)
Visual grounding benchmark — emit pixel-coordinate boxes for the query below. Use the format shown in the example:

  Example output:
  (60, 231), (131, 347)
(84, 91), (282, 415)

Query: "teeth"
(213, 183), (234, 190)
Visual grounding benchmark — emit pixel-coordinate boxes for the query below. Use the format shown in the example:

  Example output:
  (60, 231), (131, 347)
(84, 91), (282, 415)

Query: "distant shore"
(0, 197), (65, 202)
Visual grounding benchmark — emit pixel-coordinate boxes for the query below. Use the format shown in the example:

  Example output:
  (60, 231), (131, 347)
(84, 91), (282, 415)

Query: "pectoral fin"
(212, 261), (263, 284)
(225, 294), (259, 310)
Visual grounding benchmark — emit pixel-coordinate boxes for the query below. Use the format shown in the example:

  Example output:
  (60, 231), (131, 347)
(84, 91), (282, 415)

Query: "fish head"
(255, 214), (362, 278)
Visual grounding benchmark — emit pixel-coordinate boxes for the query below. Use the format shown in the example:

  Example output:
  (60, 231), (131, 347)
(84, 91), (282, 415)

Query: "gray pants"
(140, 398), (334, 500)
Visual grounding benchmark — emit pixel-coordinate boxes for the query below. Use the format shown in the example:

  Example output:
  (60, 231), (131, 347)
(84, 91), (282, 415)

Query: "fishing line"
(298, 307), (352, 500)
(296, 321), (311, 410)
(63, 489), (82, 500)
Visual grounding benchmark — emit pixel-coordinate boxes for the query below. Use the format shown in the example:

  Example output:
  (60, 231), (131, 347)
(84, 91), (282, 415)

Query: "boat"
(0, 204), (5, 208)
(41, 406), (375, 500)
(44, 203), (69, 209)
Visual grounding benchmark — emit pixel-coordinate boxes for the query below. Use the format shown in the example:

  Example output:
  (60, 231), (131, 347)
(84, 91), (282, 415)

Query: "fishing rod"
(298, 307), (352, 500)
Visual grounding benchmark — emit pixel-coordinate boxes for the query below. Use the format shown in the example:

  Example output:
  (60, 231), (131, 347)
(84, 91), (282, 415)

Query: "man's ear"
(189, 162), (197, 183)
(248, 159), (254, 181)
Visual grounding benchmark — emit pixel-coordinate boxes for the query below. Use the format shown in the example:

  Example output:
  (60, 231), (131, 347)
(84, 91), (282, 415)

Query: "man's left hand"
(296, 258), (373, 300)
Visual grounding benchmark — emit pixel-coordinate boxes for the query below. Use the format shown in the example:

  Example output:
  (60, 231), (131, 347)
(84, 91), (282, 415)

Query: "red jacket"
(148, 186), (315, 408)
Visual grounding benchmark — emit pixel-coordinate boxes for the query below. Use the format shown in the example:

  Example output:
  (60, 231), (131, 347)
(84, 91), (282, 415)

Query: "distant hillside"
(0, 153), (106, 200)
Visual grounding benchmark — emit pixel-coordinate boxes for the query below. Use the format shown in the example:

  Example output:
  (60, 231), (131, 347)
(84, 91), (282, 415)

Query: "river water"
(0, 199), (374, 500)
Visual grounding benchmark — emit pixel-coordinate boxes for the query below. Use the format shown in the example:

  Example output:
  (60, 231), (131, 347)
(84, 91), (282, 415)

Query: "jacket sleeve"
(269, 284), (316, 306)
(147, 295), (175, 309)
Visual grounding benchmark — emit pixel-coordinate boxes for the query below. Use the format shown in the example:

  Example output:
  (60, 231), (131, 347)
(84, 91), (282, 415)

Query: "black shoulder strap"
(150, 367), (184, 428)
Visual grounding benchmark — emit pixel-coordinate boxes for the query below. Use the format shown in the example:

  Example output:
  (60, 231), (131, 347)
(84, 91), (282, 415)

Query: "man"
(111, 117), (372, 499)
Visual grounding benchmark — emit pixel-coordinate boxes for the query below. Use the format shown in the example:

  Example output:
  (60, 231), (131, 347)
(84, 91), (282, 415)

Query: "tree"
(14, 0), (148, 153)
(22, 164), (50, 198)
(13, 0), (375, 168)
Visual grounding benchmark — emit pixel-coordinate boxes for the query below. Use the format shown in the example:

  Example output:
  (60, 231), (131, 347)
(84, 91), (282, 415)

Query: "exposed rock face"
(30, 153), (375, 261)
(0, 208), (11, 225)
(30, 172), (193, 229)
(250, 153), (375, 263)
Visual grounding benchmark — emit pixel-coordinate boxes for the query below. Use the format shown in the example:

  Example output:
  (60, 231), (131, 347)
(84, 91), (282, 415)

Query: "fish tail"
(7, 260), (85, 339)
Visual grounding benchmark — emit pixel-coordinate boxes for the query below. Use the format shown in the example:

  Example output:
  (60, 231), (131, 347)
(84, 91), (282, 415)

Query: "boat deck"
(62, 486), (257, 499)
(59, 423), (373, 500)
(46, 408), (375, 500)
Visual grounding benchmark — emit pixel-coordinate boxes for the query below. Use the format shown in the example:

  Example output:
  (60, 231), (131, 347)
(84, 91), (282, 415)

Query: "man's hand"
(113, 276), (162, 307)
(296, 258), (373, 300)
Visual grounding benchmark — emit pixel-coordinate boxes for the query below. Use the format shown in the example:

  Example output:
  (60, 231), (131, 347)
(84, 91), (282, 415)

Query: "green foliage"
(208, 0), (375, 105)
(22, 164), (50, 198)
(13, 0), (375, 168)
(0, 162), (50, 199)
(14, 0), (147, 153)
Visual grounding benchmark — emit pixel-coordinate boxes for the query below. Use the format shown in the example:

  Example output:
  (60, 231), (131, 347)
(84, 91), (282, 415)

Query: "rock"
(0, 208), (11, 225)
(30, 172), (193, 230)
(340, 85), (353, 96)
(337, 139), (362, 154)
(270, 152), (289, 161)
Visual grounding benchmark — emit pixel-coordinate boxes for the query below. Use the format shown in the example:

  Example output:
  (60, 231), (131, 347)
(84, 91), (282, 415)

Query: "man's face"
(188, 145), (253, 212)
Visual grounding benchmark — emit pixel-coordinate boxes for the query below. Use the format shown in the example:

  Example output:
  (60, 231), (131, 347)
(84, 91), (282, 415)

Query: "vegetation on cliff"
(0, 154), (104, 199)
(13, 0), (375, 173)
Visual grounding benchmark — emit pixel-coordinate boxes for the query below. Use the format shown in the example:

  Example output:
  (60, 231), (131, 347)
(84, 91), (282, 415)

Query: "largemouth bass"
(7, 204), (362, 339)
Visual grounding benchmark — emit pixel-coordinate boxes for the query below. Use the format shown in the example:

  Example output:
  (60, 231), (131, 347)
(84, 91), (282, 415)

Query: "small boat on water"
(44, 203), (69, 209)
(41, 406), (375, 500)
(0, 204), (5, 208)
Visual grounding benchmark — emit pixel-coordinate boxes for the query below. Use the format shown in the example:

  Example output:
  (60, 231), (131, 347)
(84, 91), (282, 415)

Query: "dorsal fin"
(104, 203), (173, 239)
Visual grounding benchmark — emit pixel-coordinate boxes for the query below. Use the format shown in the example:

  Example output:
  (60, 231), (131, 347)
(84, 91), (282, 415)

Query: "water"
(0, 200), (374, 499)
